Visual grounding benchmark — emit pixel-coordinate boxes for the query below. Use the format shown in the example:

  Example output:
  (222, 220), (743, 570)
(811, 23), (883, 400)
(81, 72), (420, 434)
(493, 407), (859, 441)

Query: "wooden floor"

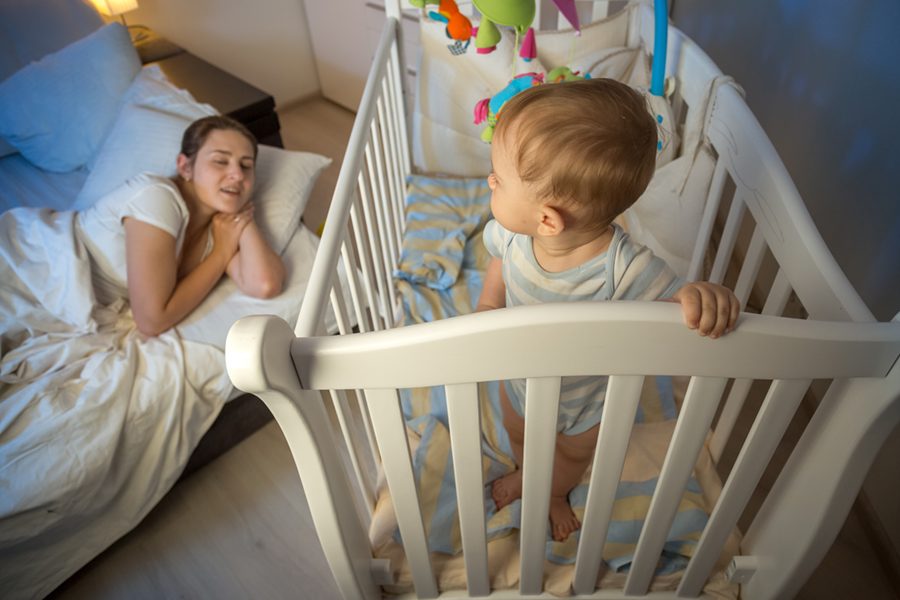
(52, 97), (898, 600)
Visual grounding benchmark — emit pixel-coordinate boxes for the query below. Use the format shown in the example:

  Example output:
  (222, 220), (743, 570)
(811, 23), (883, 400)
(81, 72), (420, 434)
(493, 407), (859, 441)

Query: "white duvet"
(0, 207), (234, 599)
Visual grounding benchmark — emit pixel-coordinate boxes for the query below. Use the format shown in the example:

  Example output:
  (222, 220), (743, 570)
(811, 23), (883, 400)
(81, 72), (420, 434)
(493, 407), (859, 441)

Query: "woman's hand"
(671, 281), (740, 338)
(211, 204), (253, 261)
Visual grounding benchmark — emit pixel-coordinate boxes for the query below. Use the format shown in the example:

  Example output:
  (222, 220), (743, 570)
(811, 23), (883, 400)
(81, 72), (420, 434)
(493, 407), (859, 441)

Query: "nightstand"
(132, 26), (183, 63)
(149, 51), (284, 148)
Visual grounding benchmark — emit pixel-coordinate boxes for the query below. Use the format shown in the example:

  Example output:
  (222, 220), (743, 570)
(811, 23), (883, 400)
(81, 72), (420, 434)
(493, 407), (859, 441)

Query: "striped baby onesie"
(483, 219), (683, 434)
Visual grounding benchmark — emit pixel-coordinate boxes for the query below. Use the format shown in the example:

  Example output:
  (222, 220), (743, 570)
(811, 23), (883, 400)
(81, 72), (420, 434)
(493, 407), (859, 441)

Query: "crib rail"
(294, 15), (410, 338)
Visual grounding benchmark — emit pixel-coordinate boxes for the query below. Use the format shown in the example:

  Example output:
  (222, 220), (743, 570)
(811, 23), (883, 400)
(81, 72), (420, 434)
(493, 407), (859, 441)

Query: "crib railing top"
(289, 302), (900, 391)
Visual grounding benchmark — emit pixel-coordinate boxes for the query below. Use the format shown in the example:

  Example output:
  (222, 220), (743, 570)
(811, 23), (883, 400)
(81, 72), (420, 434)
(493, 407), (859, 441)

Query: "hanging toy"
(546, 66), (590, 83)
(550, 0), (581, 33)
(519, 27), (537, 62)
(412, 0), (473, 55)
(474, 19), (501, 54)
(471, 0), (535, 57)
(473, 72), (544, 143)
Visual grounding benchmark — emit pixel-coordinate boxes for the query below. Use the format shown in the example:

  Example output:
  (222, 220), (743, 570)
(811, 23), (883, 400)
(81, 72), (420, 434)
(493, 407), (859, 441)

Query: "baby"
(475, 78), (739, 542)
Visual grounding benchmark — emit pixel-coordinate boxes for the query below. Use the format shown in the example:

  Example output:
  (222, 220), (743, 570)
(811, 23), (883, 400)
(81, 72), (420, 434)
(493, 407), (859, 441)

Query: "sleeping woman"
(76, 115), (284, 336)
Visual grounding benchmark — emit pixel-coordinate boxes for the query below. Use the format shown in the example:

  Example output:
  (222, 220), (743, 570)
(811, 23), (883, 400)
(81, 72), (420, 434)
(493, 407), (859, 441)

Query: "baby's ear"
(536, 205), (565, 236)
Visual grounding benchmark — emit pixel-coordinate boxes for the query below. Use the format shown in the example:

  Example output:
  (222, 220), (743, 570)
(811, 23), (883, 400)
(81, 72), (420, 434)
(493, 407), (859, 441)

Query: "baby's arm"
(475, 257), (506, 312)
(670, 281), (740, 338)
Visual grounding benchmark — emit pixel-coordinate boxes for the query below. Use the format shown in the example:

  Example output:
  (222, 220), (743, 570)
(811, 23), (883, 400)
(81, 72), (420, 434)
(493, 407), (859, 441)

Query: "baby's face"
(487, 133), (542, 235)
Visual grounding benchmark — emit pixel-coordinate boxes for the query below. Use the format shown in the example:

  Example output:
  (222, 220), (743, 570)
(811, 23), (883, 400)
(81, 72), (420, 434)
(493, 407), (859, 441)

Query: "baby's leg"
(549, 424), (600, 542)
(492, 384), (525, 509)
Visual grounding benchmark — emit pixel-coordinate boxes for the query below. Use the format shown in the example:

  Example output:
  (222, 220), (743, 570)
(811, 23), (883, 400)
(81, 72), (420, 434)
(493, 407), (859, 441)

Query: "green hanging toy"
(472, 0), (535, 55)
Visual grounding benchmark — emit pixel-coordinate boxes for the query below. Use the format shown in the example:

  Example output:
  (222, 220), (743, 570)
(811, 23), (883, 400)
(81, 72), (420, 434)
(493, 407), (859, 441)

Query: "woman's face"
(183, 129), (256, 214)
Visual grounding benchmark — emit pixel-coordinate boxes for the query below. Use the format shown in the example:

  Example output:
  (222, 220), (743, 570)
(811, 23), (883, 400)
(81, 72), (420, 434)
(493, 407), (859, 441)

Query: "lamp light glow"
(90, 0), (139, 17)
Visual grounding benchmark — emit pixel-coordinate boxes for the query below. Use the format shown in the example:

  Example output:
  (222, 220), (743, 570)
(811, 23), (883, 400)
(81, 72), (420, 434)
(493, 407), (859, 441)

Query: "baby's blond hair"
(493, 78), (657, 232)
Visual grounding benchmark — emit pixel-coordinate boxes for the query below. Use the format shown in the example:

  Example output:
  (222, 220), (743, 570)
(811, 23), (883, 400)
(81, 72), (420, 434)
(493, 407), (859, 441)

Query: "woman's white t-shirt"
(76, 173), (189, 305)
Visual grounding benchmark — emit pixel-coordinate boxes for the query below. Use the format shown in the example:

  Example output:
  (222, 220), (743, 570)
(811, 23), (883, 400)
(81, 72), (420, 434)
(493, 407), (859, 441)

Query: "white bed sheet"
(0, 138), (321, 600)
(0, 206), (234, 599)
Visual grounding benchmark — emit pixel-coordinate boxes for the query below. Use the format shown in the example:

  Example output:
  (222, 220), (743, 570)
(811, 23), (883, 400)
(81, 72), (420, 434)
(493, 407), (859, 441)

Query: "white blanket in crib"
(0, 207), (233, 599)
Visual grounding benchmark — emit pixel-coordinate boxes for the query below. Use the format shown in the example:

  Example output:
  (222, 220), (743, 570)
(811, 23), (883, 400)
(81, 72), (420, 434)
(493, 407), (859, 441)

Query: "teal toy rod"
(650, 0), (667, 96)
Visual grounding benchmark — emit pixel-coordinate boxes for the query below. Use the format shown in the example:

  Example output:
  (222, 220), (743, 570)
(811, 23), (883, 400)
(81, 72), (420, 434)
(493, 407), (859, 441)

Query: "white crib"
(226, 2), (900, 598)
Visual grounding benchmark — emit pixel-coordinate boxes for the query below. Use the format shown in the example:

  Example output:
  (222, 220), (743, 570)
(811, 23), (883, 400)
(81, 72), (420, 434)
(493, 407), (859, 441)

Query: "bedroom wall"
(127, 0), (320, 107)
(671, 0), (900, 570)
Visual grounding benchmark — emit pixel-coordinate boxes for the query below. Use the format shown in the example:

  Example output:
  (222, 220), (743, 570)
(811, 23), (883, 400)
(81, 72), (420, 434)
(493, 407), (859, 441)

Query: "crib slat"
(340, 239), (373, 332)
(374, 96), (400, 275)
(761, 268), (793, 316)
(329, 389), (376, 519)
(710, 191), (746, 284)
(384, 62), (407, 243)
(732, 226), (767, 308)
(592, 1), (611, 21)
(709, 269), (793, 461)
(679, 378), (811, 596)
(360, 148), (395, 328)
(624, 376), (727, 596)
(351, 190), (385, 331)
(688, 159), (728, 281)
(520, 376), (562, 595)
(572, 375), (644, 595)
(328, 390), (375, 521)
(329, 284), (352, 335)
(379, 77), (403, 269)
(379, 76), (405, 255)
(387, 41), (411, 188)
(709, 379), (753, 463)
(357, 388), (382, 466)
(365, 388), (439, 598)
(369, 116), (400, 287)
(445, 383), (490, 597)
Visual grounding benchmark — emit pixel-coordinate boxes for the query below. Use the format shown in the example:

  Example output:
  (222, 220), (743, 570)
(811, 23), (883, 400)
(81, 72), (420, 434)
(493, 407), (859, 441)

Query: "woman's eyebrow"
(210, 148), (254, 162)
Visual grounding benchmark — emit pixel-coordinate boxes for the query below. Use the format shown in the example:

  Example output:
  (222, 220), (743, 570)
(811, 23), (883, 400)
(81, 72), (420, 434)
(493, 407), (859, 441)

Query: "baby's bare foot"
(549, 496), (581, 542)
(491, 469), (523, 510)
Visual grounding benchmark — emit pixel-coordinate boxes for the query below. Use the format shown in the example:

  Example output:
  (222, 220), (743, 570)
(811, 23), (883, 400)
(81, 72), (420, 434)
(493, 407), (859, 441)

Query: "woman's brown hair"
(180, 115), (259, 163)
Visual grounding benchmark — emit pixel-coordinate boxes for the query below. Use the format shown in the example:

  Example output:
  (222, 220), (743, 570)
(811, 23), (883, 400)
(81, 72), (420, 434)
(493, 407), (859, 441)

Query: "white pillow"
(0, 23), (140, 172)
(75, 76), (331, 254)
(74, 71), (219, 210)
(252, 145), (331, 253)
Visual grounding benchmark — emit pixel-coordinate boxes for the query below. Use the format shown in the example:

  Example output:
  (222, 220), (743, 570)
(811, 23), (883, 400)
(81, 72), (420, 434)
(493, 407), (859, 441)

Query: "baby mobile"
(410, 0), (669, 148)
(410, 0), (580, 60)
(410, 0), (588, 141)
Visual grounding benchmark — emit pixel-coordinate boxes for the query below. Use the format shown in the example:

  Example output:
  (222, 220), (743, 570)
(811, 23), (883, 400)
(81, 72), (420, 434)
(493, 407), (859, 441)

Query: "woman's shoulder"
(80, 172), (188, 237)
(124, 172), (181, 197)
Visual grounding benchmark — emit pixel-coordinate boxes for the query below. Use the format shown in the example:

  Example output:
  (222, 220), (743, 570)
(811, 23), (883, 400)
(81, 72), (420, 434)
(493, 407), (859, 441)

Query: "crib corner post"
(226, 316), (382, 600)
(739, 363), (900, 600)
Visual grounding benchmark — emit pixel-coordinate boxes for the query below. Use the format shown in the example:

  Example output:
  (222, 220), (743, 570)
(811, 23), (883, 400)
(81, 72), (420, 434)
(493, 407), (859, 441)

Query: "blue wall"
(672, 0), (900, 321)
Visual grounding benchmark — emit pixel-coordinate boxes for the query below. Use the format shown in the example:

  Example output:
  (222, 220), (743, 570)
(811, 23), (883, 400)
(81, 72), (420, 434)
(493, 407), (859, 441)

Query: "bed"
(227, 1), (900, 599)
(0, 2), (330, 598)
